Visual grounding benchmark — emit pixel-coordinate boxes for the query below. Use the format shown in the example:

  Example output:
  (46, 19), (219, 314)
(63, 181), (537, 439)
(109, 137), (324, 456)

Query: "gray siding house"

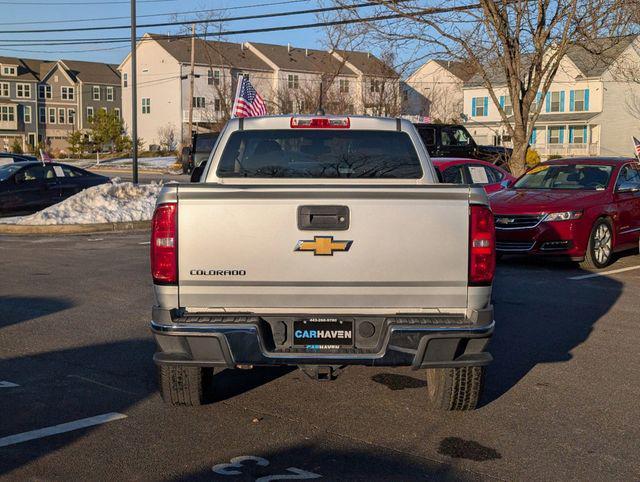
(0, 57), (40, 151)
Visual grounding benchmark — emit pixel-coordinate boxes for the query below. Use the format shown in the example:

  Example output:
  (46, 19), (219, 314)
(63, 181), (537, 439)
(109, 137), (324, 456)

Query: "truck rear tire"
(158, 365), (211, 406)
(425, 366), (484, 411)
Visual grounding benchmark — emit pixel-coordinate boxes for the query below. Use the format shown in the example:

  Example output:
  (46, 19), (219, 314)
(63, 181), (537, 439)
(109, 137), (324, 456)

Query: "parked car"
(181, 132), (220, 174)
(490, 157), (640, 268)
(0, 152), (38, 166)
(0, 162), (109, 217)
(150, 115), (495, 411)
(432, 157), (516, 193)
(414, 123), (512, 168)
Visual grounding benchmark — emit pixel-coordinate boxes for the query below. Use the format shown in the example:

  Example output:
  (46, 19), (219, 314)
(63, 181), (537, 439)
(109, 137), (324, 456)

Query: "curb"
(0, 220), (151, 235)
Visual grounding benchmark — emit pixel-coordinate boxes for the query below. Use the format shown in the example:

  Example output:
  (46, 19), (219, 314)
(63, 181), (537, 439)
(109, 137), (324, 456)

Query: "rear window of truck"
(216, 130), (423, 178)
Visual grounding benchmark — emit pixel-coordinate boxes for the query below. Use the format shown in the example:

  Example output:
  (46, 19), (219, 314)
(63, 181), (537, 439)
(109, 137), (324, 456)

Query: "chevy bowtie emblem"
(295, 236), (353, 256)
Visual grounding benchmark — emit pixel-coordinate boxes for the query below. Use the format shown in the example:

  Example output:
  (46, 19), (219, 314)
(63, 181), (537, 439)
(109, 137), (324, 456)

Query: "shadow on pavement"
(483, 263), (623, 405)
(208, 366), (295, 403)
(176, 444), (483, 482)
(0, 296), (74, 329)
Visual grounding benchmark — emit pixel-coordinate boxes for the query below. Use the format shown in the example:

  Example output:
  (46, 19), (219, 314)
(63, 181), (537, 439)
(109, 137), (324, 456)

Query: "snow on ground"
(106, 156), (178, 168)
(0, 180), (161, 225)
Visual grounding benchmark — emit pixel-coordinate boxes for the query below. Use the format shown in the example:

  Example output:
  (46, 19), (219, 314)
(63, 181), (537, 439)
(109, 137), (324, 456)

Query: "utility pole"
(187, 23), (196, 149)
(130, 0), (138, 184)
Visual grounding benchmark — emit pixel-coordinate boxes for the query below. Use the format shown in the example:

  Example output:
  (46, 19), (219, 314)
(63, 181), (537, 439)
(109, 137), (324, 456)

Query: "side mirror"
(617, 181), (640, 193)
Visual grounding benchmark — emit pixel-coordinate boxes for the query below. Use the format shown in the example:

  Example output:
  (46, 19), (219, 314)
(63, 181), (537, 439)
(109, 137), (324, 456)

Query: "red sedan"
(490, 157), (640, 268)
(432, 158), (516, 193)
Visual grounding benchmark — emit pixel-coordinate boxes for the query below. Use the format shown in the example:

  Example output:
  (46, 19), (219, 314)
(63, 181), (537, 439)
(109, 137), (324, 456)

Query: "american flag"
(39, 149), (52, 163)
(232, 75), (267, 118)
(633, 136), (640, 159)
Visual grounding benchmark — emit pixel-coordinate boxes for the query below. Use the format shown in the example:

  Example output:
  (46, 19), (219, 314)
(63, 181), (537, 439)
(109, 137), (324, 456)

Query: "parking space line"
(568, 265), (640, 280)
(0, 381), (19, 388)
(67, 375), (138, 395)
(138, 241), (150, 245)
(0, 412), (127, 448)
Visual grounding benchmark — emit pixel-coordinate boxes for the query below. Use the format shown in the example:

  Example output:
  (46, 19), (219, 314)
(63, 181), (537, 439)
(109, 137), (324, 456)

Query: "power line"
(0, 0), (312, 26)
(0, 1), (377, 34)
(0, 3), (481, 48)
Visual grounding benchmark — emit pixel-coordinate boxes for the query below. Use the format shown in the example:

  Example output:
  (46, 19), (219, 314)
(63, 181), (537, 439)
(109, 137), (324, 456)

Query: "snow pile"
(1, 180), (161, 225)
(108, 156), (178, 169)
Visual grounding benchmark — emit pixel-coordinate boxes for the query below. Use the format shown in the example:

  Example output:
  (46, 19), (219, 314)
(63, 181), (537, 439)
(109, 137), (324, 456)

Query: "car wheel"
(425, 366), (484, 411)
(157, 365), (212, 406)
(580, 218), (614, 270)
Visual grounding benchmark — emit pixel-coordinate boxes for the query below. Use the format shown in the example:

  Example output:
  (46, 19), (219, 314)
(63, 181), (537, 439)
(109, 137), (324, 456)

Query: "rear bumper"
(150, 310), (494, 369)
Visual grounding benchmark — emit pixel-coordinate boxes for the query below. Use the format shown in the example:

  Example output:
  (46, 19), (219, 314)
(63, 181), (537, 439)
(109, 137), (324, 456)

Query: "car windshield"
(514, 164), (613, 190)
(0, 163), (21, 181)
(217, 130), (422, 179)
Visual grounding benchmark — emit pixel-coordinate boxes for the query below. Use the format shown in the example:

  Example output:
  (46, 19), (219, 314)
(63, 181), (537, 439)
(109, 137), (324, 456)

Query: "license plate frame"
(293, 318), (354, 348)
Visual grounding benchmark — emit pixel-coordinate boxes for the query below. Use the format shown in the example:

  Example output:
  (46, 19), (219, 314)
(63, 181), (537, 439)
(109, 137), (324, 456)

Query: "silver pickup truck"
(150, 115), (496, 410)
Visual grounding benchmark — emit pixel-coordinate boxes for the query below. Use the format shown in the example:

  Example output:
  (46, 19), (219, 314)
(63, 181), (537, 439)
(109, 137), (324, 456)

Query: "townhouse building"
(0, 57), (40, 151)
(119, 34), (400, 146)
(462, 36), (640, 158)
(403, 59), (476, 122)
(0, 56), (120, 153)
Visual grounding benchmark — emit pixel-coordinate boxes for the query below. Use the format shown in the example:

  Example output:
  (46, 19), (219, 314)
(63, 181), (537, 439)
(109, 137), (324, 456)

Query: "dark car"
(490, 157), (640, 268)
(414, 123), (512, 168)
(0, 162), (109, 217)
(181, 132), (220, 174)
(0, 152), (38, 165)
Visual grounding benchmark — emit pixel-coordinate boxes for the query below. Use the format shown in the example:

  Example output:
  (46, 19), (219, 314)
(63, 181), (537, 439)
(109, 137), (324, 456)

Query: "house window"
(472, 97), (488, 117)
(58, 108), (65, 124)
(93, 86), (100, 101)
(141, 98), (150, 114)
(61, 86), (75, 100)
(214, 99), (221, 112)
(339, 79), (349, 93)
(123, 73), (128, 88)
(39, 107), (46, 124)
(24, 106), (32, 123)
(548, 126), (564, 144)
(39, 85), (52, 99)
(208, 70), (221, 86)
(501, 95), (513, 116)
(0, 105), (15, 122)
(548, 91), (564, 112)
(68, 108), (76, 125)
(569, 125), (587, 144)
(0, 82), (8, 97)
(114, 108), (120, 119)
(370, 79), (381, 93)
(16, 84), (31, 98)
(288, 74), (299, 90)
(571, 89), (588, 112)
(192, 97), (206, 108)
(237, 72), (249, 80)
(87, 106), (94, 121)
(28, 133), (36, 147)
(106, 86), (114, 102)
(48, 107), (56, 124)
(2, 66), (17, 76)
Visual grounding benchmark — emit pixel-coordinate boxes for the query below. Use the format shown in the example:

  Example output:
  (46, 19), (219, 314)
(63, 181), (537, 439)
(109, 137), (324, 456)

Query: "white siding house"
(462, 36), (640, 158)
(403, 60), (476, 122)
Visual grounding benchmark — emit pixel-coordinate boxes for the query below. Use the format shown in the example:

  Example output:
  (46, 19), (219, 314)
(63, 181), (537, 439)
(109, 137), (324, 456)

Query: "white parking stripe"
(0, 381), (19, 388)
(0, 412), (127, 448)
(568, 265), (640, 280)
(138, 241), (150, 245)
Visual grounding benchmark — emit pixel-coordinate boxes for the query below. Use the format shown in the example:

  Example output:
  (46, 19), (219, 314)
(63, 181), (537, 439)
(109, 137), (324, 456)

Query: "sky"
(0, 0), (359, 65)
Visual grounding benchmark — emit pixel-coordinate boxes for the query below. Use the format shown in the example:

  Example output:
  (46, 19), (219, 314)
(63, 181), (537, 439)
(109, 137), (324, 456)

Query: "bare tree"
(331, 1), (633, 175)
(157, 123), (178, 152)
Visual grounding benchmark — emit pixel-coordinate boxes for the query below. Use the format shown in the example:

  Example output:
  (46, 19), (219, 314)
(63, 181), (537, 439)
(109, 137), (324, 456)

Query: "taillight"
(151, 203), (177, 285)
(290, 117), (350, 128)
(469, 205), (495, 286)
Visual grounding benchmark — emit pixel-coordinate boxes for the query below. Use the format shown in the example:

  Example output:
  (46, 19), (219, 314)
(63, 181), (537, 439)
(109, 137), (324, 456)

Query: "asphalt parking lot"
(1, 232), (639, 481)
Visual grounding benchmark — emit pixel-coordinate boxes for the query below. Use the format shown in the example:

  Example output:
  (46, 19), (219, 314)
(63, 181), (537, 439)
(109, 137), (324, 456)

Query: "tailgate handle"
(298, 205), (349, 230)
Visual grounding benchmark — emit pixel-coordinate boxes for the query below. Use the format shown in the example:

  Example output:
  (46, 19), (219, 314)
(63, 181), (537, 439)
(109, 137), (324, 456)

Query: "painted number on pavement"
(212, 455), (322, 480)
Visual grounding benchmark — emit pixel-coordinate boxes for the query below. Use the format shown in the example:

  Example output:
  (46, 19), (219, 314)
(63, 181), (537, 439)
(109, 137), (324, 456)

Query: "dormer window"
(2, 66), (17, 77)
